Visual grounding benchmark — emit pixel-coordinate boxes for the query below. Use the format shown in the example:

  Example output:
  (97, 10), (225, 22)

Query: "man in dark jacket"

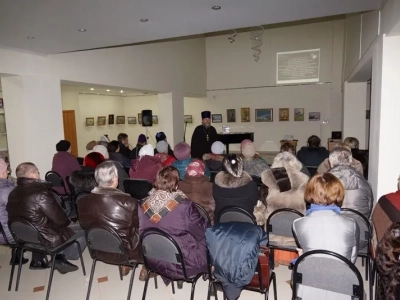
(129, 134), (147, 160)
(118, 133), (132, 159)
(7, 162), (86, 273)
(78, 161), (142, 276)
(296, 135), (329, 167)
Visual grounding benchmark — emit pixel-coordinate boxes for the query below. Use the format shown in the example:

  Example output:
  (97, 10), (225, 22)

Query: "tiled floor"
(0, 245), (372, 299)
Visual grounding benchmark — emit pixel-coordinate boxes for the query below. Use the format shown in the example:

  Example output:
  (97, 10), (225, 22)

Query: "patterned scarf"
(141, 189), (187, 223)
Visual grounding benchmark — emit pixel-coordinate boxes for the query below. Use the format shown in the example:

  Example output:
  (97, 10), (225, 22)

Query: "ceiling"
(0, 0), (381, 55)
(61, 82), (155, 97)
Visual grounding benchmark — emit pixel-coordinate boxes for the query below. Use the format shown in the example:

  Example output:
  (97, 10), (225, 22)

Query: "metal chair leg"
(15, 248), (24, 291)
(365, 256), (369, 281)
(272, 272), (277, 300)
(177, 280), (183, 289)
(171, 281), (175, 294)
(154, 275), (158, 289)
(119, 265), (123, 281)
(127, 264), (137, 300)
(76, 241), (86, 275)
(45, 255), (57, 300)
(8, 248), (17, 291)
(141, 270), (151, 300)
(86, 259), (97, 300)
(207, 281), (212, 300)
(190, 281), (197, 300)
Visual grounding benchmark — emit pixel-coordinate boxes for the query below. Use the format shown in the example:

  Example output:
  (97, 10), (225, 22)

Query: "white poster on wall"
(276, 49), (320, 84)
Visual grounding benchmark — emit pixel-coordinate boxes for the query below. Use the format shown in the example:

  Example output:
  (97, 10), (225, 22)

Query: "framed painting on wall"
(279, 108), (289, 121)
(212, 114), (222, 123)
(108, 114), (114, 125)
(227, 109), (236, 122)
(138, 113), (142, 124)
(309, 112), (320, 121)
(152, 115), (158, 124)
(241, 108), (250, 122)
(116, 116), (125, 124)
(127, 117), (136, 124)
(255, 109), (273, 122)
(294, 108), (304, 121)
(97, 116), (106, 126)
(184, 115), (192, 123)
(86, 117), (94, 126)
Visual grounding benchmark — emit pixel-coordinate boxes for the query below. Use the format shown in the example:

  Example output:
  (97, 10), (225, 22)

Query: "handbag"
(248, 246), (270, 289)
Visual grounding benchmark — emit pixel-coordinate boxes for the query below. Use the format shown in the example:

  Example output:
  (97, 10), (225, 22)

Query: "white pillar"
(158, 92), (184, 148)
(343, 82), (368, 149)
(369, 34), (400, 199)
(1, 75), (64, 177)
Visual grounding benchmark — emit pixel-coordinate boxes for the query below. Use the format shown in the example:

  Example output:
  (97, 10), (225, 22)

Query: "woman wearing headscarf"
(129, 144), (162, 184)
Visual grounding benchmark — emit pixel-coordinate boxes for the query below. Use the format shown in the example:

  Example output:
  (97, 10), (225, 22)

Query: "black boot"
(29, 259), (49, 270)
(10, 250), (29, 266)
(51, 254), (78, 274)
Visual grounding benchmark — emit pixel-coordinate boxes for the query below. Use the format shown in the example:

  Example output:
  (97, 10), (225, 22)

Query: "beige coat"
(317, 158), (363, 175)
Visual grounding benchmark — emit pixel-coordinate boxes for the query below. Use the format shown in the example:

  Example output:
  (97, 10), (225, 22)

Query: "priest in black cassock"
(191, 111), (219, 159)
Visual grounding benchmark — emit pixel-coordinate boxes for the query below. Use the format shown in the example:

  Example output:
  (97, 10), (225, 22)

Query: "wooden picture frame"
(227, 109), (236, 122)
(184, 115), (192, 123)
(309, 112), (320, 121)
(294, 108), (304, 121)
(212, 114), (222, 123)
(255, 109), (273, 122)
(108, 114), (114, 125)
(152, 115), (158, 125)
(241, 107), (250, 122)
(138, 113), (142, 124)
(97, 116), (106, 126)
(86, 117), (94, 126)
(279, 108), (289, 121)
(116, 116), (125, 124)
(127, 117), (136, 124)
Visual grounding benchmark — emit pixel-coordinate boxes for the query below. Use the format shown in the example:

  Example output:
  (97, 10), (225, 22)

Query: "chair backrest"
(341, 208), (371, 252)
(85, 223), (130, 264)
(217, 206), (256, 224)
(266, 208), (303, 238)
(8, 218), (47, 251)
(0, 222), (13, 245)
(140, 228), (188, 279)
(45, 171), (68, 194)
(305, 166), (318, 177)
(65, 176), (76, 195)
(193, 202), (211, 226)
(292, 250), (364, 299)
(123, 179), (153, 201)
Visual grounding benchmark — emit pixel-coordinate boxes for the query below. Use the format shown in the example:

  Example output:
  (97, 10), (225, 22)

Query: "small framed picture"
(138, 113), (142, 124)
(0, 98), (3, 108)
(294, 108), (304, 121)
(116, 116), (125, 124)
(241, 107), (250, 122)
(227, 109), (236, 122)
(255, 109), (273, 122)
(309, 112), (320, 121)
(97, 116), (106, 126)
(127, 117), (136, 124)
(86, 117), (94, 126)
(212, 114), (222, 123)
(184, 115), (193, 123)
(152, 115), (158, 125)
(108, 114), (114, 125)
(279, 108), (289, 121)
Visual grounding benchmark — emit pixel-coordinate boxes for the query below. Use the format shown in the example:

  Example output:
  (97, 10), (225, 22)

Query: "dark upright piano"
(217, 132), (254, 154)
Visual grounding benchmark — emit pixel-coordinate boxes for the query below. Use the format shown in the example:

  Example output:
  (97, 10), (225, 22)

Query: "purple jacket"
(0, 179), (15, 244)
(52, 151), (81, 194)
(129, 155), (162, 184)
(139, 199), (207, 279)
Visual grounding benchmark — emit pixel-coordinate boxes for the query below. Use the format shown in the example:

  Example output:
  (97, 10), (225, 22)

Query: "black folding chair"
(216, 206), (256, 224)
(45, 171), (69, 195)
(0, 222), (18, 291)
(123, 179), (153, 204)
(292, 250), (364, 299)
(140, 228), (206, 300)
(85, 223), (142, 300)
(305, 166), (318, 177)
(193, 202), (212, 226)
(8, 218), (86, 300)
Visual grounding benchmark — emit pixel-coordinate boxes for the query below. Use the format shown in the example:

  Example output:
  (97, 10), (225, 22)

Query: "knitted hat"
(138, 134), (147, 143)
(156, 132), (167, 142)
(174, 142), (191, 160)
(211, 141), (225, 154)
(86, 140), (97, 151)
(83, 152), (105, 169)
(93, 145), (109, 159)
(186, 159), (205, 177)
(240, 139), (255, 158)
(56, 140), (71, 152)
(156, 141), (169, 154)
(201, 111), (211, 119)
(0, 159), (8, 174)
(139, 144), (154, 157)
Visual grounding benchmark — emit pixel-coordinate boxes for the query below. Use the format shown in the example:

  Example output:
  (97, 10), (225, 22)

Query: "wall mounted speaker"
(142, 110), (153, 127)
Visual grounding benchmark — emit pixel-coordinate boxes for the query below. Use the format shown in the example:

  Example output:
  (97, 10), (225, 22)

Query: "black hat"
(155, 132), (166, 142)
(201, 111), (211, 119)
(56, 140), (71, 152)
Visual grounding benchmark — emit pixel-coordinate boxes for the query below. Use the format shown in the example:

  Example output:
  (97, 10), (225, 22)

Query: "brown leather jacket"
(78, 187), (142, 262)
(7, 178), (73, 248)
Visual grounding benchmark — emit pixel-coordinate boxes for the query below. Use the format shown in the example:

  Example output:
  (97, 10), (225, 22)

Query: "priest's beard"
(203, 123), (210, 129)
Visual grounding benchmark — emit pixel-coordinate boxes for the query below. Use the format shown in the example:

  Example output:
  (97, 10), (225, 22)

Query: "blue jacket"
(206, 222), (268, 300)
(172, 157), (210, 180)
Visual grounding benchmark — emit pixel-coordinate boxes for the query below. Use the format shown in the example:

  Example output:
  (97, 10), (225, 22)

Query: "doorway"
(62, 110), (78, 156)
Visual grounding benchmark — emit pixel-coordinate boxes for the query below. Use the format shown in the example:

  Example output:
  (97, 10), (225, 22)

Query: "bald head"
(15, 162), (40, 179)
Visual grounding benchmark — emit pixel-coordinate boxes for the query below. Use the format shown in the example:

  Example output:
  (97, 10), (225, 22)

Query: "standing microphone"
(183, 120), (188, 142)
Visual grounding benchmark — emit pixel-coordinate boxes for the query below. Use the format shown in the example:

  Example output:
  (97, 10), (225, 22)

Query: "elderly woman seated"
(129, 144), (162, 184)
(138, 166), (208, 281)
(240, 139), (270, 177)
(292, 173), (360, 263)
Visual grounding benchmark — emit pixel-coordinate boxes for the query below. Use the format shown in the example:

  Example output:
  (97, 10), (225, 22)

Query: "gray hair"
(16, 162), (38, 178)
(272, 152), (303, 171)
(344, 137), (359, 149)
(95, 161), (118, 188)
(328, 146), (353, 167)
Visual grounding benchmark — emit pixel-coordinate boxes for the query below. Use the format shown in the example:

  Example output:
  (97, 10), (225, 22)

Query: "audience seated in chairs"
(328, 144), (373, 219)
(293, 173), (360, 263)
(0, 159), (28, 265)
(155, 140), (176, 166)
(153, 132), (174, 156)
(203, 141), (225, 172)
(240, 139), (270, 177)
(51, 140), (81, 194)
(130, 144), (162, 184)
(78, 161), (142, 277)
(213, 154), (258, 219)
(129, 133), (146, 160)
(83, 151), (106, 171)
(318, 142), (364, 175)
(296, 135), (329, 168)
(254, 151), (308, 266)
(280, 142), (311, 177)
(107, 140), (131, 168)
(7, 162), (87, 273)
(138, 166), (207, 281)
(178, 159), (215, 224)
(68, 170), (96, 195)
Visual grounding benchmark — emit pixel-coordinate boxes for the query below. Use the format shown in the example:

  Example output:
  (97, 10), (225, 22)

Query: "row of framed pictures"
(211, 108), (320, 123)
(86, 114), (159, 126)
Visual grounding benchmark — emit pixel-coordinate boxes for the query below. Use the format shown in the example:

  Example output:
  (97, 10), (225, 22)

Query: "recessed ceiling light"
(212, 6), (221, 10)
(78, 28), (87, 32)
(90, 88), (94, 91)
(120, 90), (124, 93)
(27, 36), (35, 39)
(106, 89), (110, 92)
(140, 18), (148, 22)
